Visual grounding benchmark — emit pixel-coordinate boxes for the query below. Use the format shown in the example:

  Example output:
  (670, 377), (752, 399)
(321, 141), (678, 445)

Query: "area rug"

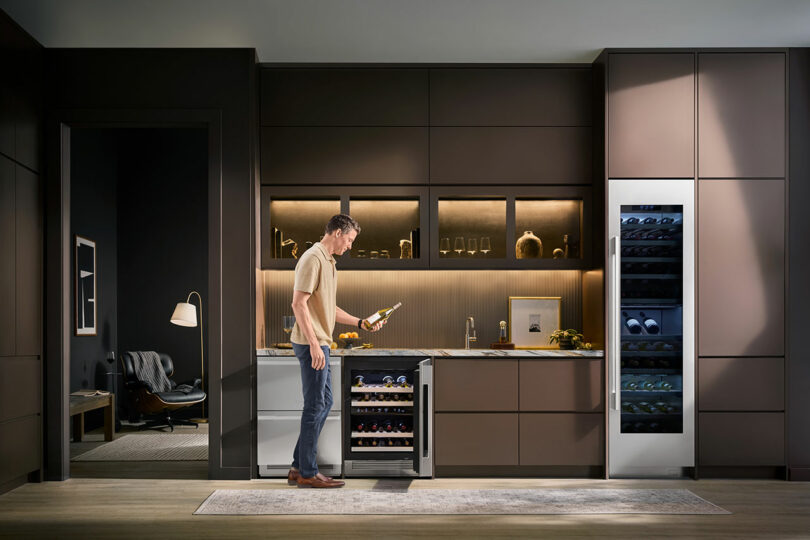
(193, 488), (729, 515)
(73, 433), (207, 461)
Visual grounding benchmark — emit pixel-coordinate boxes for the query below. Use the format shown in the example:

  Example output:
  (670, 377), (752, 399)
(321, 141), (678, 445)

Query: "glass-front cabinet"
(429, 186), (590, 269)
(261, 185), (590, 269)
(261, 186), (429, 269)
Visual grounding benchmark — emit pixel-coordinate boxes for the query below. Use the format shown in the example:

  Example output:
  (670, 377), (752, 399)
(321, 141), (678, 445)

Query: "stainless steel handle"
(418, 358), (433, 476)
(610, 235), (621, 411)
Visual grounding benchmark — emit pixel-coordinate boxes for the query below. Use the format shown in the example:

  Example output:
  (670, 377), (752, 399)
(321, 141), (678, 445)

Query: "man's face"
(335, 229), (358, 255)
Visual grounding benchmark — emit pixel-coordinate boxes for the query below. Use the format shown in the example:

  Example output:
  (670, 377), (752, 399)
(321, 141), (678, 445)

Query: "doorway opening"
(67, 127), (209, 479)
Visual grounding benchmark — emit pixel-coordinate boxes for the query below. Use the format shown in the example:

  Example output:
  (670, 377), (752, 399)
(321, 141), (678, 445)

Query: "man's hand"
(310, 344), (326, 370)
(364, 319), (386, 332)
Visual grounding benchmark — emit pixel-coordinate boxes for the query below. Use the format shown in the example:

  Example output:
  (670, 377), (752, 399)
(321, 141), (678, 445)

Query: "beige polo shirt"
(291, 242), (337, 347)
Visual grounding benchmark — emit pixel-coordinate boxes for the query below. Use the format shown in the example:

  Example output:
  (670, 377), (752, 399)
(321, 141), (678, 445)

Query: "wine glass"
(466, 238), (477, 256)
(439, 237), (450, 257)
(480, 237), (491, 255)
(282, 315), (295, 342)
(453, 237), (464, 255)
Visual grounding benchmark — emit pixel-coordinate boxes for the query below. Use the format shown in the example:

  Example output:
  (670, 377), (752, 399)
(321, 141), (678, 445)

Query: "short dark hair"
(325, 214), (361, 236)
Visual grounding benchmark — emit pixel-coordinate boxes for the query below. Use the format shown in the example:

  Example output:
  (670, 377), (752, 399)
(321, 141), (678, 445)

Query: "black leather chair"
(121, 351), (206, 431)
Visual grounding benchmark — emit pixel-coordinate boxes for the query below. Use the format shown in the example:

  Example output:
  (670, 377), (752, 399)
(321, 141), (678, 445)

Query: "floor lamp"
(170, 291), (207, 424)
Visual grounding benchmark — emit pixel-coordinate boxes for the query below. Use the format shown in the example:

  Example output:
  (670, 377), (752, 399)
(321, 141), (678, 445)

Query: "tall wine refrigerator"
(343, 357), (433, 477)
(608, 180), (695, 477)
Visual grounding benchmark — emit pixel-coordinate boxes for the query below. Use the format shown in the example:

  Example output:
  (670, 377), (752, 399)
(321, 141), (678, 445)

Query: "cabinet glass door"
(348, 197), (423, 263)
(619, 204), (683, 434)
(515, 199), (583, 261)
(437, 197), (507, 262)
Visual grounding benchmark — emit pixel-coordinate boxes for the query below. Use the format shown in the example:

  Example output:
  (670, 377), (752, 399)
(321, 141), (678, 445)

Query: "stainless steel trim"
(344, 459), (417, 477)
(418, 358), (433, 477)
(610, 235), (621, 411)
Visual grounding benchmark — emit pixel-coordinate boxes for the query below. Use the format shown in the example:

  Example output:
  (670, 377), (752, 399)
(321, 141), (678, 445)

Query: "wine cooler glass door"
(608, 180), (695, 477)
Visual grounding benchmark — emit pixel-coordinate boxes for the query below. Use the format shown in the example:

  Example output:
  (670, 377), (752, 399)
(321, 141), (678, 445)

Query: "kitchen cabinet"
(429, 126), (591, 185)
(698, 357), (784, 412)
(0, 156), (14, 356)
(699, 412), (784, 466)
(607, 53), (694, 178)
(0, 415), (40, 485)
(260, 185), (429, 269)
(435, 413), (519, 466)
(435, 359), (518, 411)
(261, 126), (429, 185)
(15, 165), (41, 355)
(429, 185), (591, 270)
(698, 52), (786, 179)
(698, 179), (785, 357)
(261, 68), (428, 126)
(519, 358), (603, 412)
(519, 413), (603, 466)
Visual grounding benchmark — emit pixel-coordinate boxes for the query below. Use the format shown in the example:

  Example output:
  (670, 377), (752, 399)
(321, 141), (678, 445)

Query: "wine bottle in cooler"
(623, 312), (643, 334)
(382, 419), (394, 433)
(361, 302), (402, 330)
(355, 421), (365, 433)
(369, 420), (379, 432)
(397, 421), (409, 432)
(382, 375), (394, 387)
(640, 312), (660, 334)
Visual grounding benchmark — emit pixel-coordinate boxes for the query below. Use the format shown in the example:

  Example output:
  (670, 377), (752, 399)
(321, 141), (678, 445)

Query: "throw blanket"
(131, 351), (172, 393)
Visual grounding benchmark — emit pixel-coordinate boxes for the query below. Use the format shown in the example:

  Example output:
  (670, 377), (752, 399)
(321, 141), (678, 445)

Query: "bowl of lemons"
(338, 332), (361, 349)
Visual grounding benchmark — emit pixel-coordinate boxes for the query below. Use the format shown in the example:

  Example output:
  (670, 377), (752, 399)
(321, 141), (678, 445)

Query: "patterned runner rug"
(194, 488), (729, 515)
(73, 433), (207, 461)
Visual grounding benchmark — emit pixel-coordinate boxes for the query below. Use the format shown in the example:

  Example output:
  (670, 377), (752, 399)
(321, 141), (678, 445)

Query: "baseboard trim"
(789, 467), (810, 481)
(435, 465), (603, 478)
(699, 466), (785, 479)
(0, 474), (29, 495)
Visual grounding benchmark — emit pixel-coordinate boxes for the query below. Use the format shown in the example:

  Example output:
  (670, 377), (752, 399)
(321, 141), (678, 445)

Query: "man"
(288, 214), (383, 488)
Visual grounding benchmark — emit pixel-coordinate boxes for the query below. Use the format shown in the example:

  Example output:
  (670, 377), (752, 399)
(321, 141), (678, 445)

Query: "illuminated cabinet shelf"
(261, 185), (591, 270)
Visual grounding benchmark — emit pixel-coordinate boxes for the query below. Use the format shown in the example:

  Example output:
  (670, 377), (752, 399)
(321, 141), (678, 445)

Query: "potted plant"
(549, 329), (592, 350)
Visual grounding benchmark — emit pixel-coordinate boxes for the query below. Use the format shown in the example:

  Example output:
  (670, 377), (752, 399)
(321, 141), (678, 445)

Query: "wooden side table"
(69, 392), (115, 442)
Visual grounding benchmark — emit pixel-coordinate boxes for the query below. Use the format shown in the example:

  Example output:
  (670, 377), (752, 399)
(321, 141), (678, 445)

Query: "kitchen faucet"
(465, 316), (477, 349)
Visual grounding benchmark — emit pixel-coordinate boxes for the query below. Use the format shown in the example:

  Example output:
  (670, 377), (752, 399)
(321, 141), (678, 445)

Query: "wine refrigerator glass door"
(608, 179), (695, 477)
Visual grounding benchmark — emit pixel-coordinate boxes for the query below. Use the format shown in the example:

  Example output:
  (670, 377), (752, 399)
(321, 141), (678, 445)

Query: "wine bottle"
(369, 420), (379, 432)
(382, 420), (394, 432)
(623, 312), (643, 334)
(639, 379), (655, 391)
(382, 375), (394, 387)
(397, 421), (409, 432)
(362, 302), (402, 330)
(355, 422), (365, 433)
(396, 375), (409, 387)
(370, 439), (379, 447)
(653, 379), (672, 391)
(352, 375), (365, 387)
(640, 312), (660, 335)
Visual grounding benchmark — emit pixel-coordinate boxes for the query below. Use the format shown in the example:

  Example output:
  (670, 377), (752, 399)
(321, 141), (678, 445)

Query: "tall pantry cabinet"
(604, 50), (788, 478)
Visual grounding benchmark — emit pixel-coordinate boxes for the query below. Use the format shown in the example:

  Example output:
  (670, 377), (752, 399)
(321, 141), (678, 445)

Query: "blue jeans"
(291, 343), (333, 478)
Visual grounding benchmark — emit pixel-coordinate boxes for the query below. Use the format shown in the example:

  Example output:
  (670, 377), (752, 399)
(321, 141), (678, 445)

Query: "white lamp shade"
(170, 302), (198, 327)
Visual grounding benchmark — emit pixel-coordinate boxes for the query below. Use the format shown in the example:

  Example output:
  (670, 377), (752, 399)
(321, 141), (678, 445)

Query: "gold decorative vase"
(516, 230), (543, 259)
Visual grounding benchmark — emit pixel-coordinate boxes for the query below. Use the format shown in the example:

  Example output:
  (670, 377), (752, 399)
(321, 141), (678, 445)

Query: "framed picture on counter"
(508, 296), (561, 349)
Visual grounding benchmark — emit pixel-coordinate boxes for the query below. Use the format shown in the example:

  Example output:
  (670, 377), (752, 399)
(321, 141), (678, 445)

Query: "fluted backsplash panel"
(260, 270), (582, 349)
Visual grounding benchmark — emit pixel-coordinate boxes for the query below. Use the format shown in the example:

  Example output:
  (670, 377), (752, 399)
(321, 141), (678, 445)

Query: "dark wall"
(789, 49), (810, 481)
(0, 9), (43, 494)
(117, 128), (208, 402)
(69, 129), (119, 400)
(47, 48), (256, 479)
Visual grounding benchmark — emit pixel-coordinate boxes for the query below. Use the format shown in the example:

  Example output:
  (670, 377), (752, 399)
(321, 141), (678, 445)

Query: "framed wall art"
(508, 296), (561, 349)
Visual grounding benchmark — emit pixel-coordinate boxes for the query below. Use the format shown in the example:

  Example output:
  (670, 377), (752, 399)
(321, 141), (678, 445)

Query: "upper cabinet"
(698, 53), (786, 179)
(261, 68), (428, 126)
(607, 53), (695, 179)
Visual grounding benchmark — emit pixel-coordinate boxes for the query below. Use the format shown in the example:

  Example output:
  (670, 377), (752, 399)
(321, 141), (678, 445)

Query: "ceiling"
(2, 0), (809, 63)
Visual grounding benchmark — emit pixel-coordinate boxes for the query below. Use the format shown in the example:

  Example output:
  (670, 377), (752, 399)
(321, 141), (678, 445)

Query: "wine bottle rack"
(351, 400), (414, 407)
(351, 432), (412, 438)
(350, 386), (413, 393)
(352, 446), (413, 452)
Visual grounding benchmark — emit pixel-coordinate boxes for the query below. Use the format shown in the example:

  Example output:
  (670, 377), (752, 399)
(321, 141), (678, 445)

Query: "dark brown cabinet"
(698, 53), (786, 179)
(0, 156), (14, 356)
(698, 179), (785, 357)
(435, 359), (518, 411)
(607, 53), (694, 178)
(261, 68), (428, 126)
(435, 413), (519, 466)
(519, 413), (603, 466)
(429, 126), (591, 184)
(15, 165), (41, 355)
(699, 357), (784, 411)
(519, 359), (603, 412)
(429, 68), (591, 127)
(261, 126), (429, 185)
(699, 412), (785, 466)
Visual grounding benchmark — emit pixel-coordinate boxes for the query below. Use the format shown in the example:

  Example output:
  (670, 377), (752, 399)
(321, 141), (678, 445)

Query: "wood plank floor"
(1, 477), (809, 539)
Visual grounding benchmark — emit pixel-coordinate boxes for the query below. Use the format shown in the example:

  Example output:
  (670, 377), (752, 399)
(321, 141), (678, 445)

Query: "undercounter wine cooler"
(343, 357), (433, 477)
(608, 180), (695, 477)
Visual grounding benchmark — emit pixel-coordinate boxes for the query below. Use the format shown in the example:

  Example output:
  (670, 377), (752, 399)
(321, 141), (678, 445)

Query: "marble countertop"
(257, 348), (603, 358)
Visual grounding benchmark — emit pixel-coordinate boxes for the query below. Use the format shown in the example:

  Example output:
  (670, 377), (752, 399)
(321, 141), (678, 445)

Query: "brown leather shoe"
(288, 469), (334, 485)
(296, 475), (345, 488)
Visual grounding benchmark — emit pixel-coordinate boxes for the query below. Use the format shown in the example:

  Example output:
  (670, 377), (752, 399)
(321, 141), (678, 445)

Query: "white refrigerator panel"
(257, 412), (342, 476)
(257, 357), (341, 411)
(608, 179), (695, 477)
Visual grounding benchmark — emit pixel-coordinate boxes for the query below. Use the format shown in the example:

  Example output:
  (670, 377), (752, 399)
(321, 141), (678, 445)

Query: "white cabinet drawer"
(257, 412), (342, 472)
(257, 357), (341, 411)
